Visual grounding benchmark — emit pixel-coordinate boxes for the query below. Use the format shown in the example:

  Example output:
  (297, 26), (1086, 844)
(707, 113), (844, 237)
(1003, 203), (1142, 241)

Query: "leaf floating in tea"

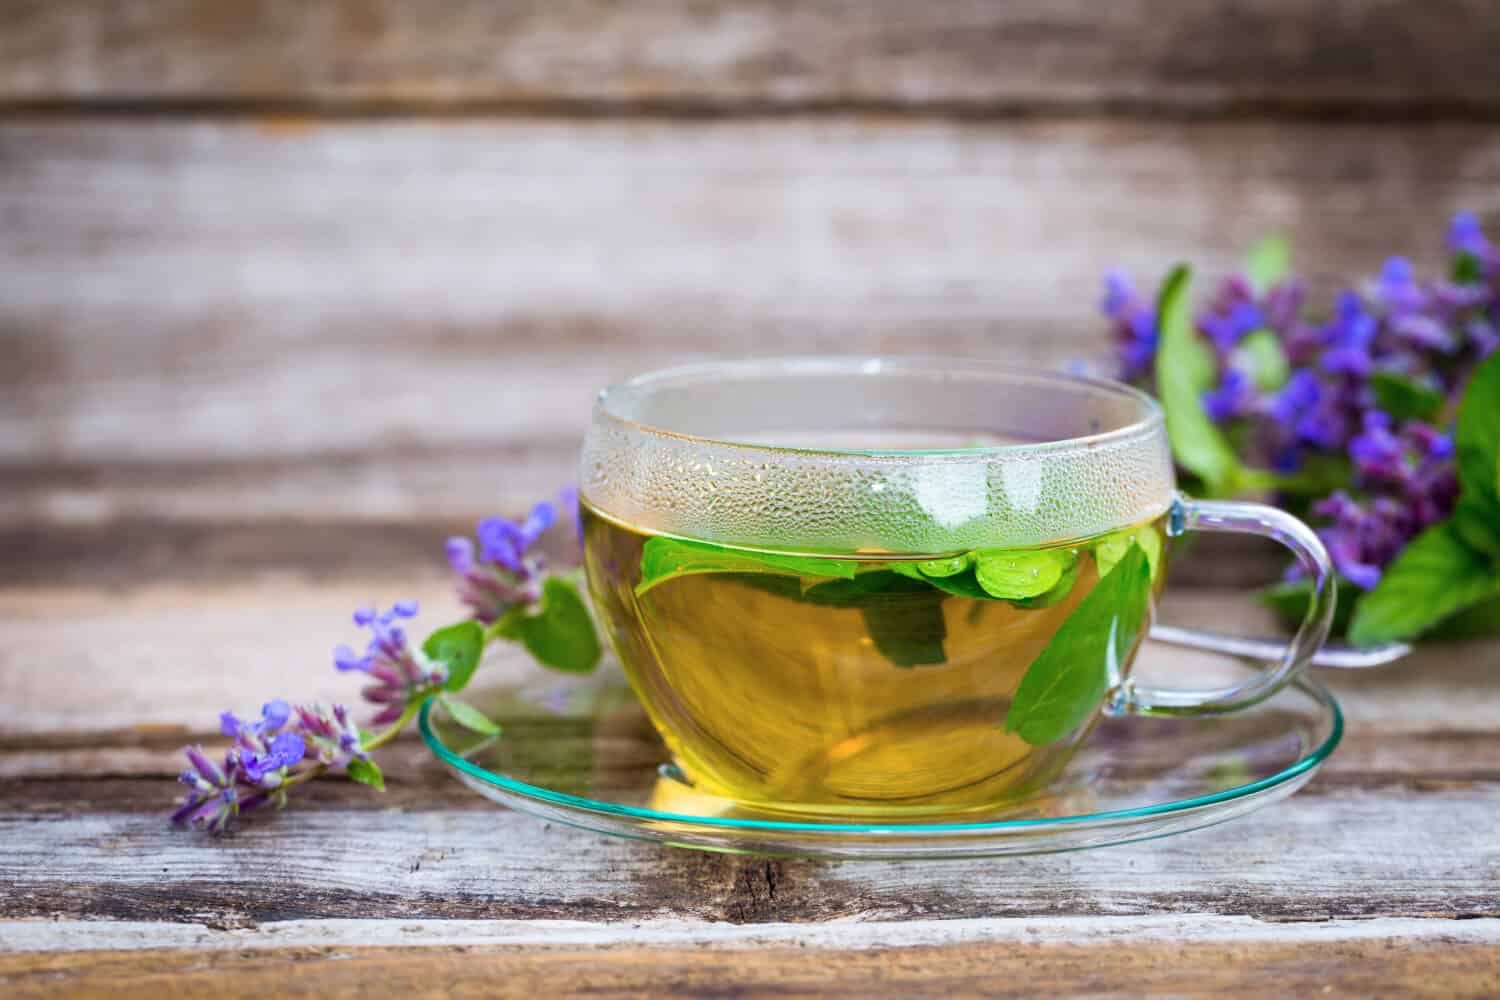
(1003, 544), (1152, 746)
(973, 548), (1073, 600)
(914, 554), (972, 578)
(1094, 525), (1163, 579)
(1011, 552), (1081, 609)
(803, 572), (949, 667)
(635, 536), (858, 597)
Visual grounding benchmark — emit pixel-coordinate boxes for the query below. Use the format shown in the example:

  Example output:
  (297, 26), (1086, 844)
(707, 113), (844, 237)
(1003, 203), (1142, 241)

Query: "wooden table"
(3, 539), (1498, 997)
(5, 2), (1500, 994)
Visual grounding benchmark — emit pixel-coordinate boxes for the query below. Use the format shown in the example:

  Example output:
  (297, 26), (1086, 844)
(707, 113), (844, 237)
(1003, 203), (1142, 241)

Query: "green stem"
(282, 762), (328, 789)
(360, 699), (425, 753)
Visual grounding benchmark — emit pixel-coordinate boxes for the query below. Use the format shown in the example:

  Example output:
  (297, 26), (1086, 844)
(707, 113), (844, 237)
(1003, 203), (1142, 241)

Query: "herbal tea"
(583, 507), (1168, 817)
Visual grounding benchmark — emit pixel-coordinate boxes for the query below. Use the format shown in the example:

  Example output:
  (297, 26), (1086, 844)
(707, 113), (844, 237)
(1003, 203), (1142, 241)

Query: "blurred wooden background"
(5, 0), (1500, 581)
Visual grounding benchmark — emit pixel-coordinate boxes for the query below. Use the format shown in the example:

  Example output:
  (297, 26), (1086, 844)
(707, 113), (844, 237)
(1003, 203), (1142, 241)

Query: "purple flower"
(171, 745), (240, 833)
(1200, 301), (1264, 355)
(447, 501), (563, 624)
(559, 484), (584, 545)
(334, 602), (447, 724)
(173, 699), (310, 833)
(1310, 491), (1405, 591)
(1320, 292), (1377, 375)
(242, 731), (306, 784)
(1101, 269), (1159, 381)
(1449, 211), (1490, 258)
(1202, 368), (1256, 423)
(1348, 410), (1404, 483)
(296, 703), (365, 766)
(1372, 256), (1427, 313)
(1392, 313), (1457, 353)
(1262, 279), (1306, 333)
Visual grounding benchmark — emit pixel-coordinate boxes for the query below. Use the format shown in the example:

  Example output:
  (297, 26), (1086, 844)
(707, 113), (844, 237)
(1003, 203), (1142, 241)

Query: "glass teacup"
(579, 358), (1333, 819)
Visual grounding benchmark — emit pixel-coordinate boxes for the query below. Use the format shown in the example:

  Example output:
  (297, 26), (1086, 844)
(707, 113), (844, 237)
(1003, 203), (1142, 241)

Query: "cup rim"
(595, 356), (1165, 460)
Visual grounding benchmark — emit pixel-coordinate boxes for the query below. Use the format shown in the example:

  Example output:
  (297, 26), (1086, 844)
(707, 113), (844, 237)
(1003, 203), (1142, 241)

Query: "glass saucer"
(420, 645), (1342, 860)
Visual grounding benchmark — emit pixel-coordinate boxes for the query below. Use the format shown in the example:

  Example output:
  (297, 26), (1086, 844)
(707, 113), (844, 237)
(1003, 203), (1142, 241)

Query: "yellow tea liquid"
(583, 507), (1167, 818)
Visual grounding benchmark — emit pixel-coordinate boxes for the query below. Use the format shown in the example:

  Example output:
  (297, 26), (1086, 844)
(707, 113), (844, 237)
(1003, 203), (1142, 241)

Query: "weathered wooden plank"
(4, 1), (1500, 112)
(2, 788), (1498, 925)
(6, 914), (1500, 954)
(2, 935), (1497, 999)
(4, 118), (1499, 523)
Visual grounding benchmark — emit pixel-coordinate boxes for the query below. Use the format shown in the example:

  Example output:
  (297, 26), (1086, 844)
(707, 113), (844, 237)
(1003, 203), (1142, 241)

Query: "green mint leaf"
(1453, 499), (1500, 560)
(1456, 350), (1500, 514)
(1004, 544), (1152, 746)
(636, 536), (857, 597)
(503, 576), (603, 674)
(1236, 329), (1291, 392)
(1427, 593), (1500, 640)
(1257, 576), (1357, 635)
(1246, 234), (1291, 293)
(346, 757), (385, 791)
(891, 561), (992, 601)
(915, 554), (971, 578)
(1095, 525), (1162, 580)
(802, 571), (948, 667)
(974, 548), (1073, 600)
(1011, 553), (1081, 609)
(1155, 266), (1242, 495)
(862, 591), (948, 668)
(440, 694), (502, 736)
(1348, 523), (1500, 646)
(423, 621), (486, 692)
(1454, 250), (1483, 285)
(1369, 370), (1445, 424)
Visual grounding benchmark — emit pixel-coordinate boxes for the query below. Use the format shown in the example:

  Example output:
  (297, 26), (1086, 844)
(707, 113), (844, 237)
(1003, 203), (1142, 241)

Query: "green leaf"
(440, 695), (502, 736)
(636, 536), (857, 597)
(1004, 544), (1152, 746)
(1370, 370), (1445, 424)
(1456, 350), (1500, 514)
(1154, 266), (1242, 495)
(1454, 250), (1483, 285)
(1453, 499), (1500, 560)
(1349, 523), (1500, 646)
(1236, 329), (1291, 392)
(1011, 553), (1081, 610)
(788, 571), (950, 667)
(423, 621), (486, 692)
(1246, 234), (1291, 293)
(862, 590), (948, 668)
(1427, 593), (1500, 640)
(1257, 576), (1357, 636)
(500, 576), (603, 673)
(915, 554), (971, 578)
(895, 561), (994, 601)
(1095, 525), (1162, 580)
(974, 548), (1073, 600)
(346, 757), (385, 791)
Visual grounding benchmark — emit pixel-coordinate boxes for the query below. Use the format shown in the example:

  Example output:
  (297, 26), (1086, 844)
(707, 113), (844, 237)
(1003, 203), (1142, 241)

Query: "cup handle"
(1111, 495), (1337, 718)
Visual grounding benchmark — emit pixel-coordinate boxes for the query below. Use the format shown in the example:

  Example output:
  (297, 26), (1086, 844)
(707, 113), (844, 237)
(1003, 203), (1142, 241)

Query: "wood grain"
(5, 118), (1500, 524)
(2, 935), (1499, 999)
(4, 1), (1500, 113)
(3, 789), (1499, 925)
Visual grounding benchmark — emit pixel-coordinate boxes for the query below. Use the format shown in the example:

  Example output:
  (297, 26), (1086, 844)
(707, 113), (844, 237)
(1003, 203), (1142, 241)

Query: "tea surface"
(583, 508), (1166, 817)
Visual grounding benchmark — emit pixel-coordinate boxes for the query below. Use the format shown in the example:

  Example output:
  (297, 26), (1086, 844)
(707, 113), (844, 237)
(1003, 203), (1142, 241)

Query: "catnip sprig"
(1103, 213), (1499, 643)
(172, 486), (602, 835)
